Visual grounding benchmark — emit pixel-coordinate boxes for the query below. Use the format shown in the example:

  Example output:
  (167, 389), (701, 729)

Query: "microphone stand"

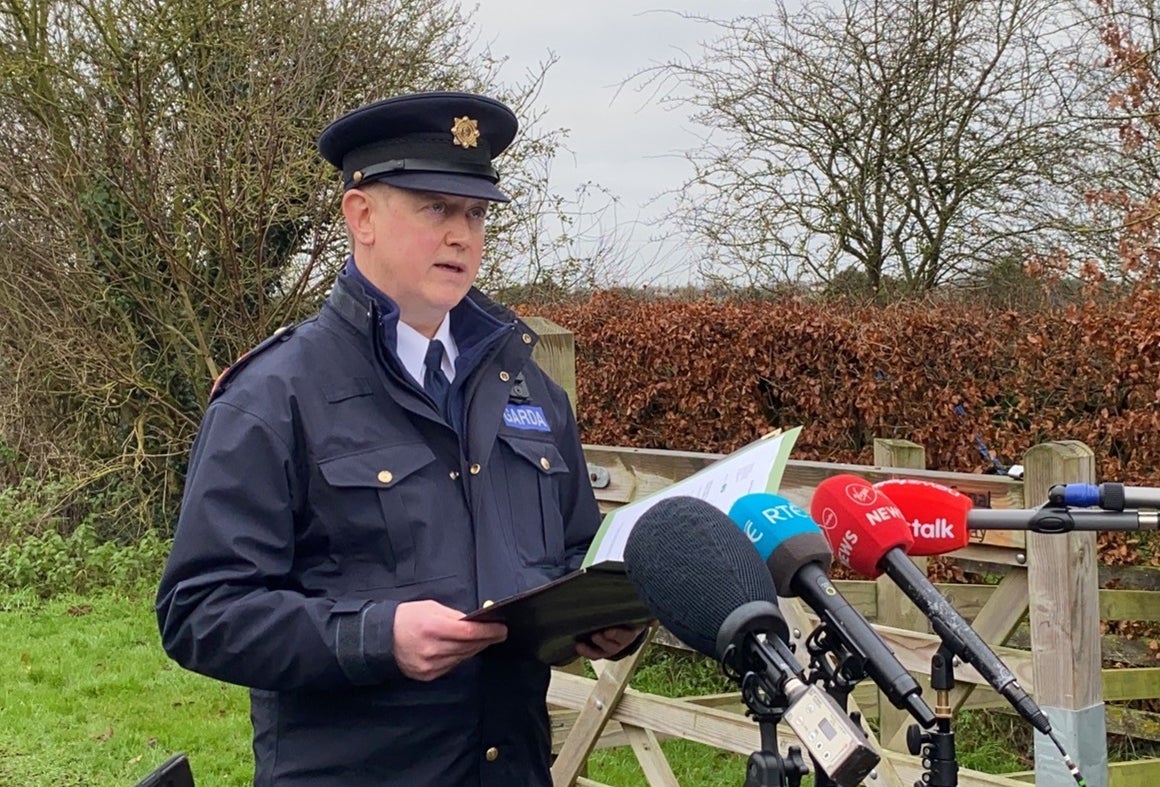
(734, 667), (807, 787)
(907, 644), (959, 787)
(803, 622), (871, 787)
(718, 604), (808, 787)
(719, 602), (877, 787)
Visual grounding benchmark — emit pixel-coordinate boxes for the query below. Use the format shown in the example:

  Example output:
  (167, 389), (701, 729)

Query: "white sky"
(474, 0), (767, 285)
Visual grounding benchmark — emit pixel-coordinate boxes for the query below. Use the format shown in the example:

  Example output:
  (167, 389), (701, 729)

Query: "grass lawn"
(0, 591), (749, 786)
(0, 591), (251, 786)
(0, 589), (1040, 786)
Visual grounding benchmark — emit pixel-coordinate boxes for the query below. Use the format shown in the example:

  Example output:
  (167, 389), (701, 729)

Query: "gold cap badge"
(451, 116), (480, 148)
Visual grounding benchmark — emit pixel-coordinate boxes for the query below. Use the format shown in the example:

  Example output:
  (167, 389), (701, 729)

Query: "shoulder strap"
(209, 324), (296, 401)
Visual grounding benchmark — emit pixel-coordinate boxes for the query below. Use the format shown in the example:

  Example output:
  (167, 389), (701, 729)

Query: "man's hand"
(393, 600), (507, 681)
(575, 624), (647, 661)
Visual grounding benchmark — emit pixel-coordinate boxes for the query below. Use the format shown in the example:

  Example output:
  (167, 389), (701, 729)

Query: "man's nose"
(444, 212), (472, 245)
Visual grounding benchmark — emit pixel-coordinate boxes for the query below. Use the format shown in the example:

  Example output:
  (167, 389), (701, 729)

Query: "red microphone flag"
(809, 474), (913, 578)
(873, 479), (972, 555)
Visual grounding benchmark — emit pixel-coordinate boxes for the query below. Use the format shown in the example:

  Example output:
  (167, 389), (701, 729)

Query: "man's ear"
(341, 188), (376, 247)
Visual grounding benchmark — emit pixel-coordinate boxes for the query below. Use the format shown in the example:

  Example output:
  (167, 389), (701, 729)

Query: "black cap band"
(342, 136), (497, 189)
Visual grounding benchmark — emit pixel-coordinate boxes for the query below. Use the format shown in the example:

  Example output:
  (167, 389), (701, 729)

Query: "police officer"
(156, 91), (643, 786)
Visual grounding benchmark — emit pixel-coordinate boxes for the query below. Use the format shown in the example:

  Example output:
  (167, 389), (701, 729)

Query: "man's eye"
(429, 201), (446, 214)
(469, 208), (488, 221)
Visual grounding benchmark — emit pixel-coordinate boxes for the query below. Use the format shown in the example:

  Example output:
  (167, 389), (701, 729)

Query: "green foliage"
(0, 471), (170, 597)
(0, 476), (73, 541)
(627, 645), (736, 697)
(0, 525), (170, 598)
(951, 710), (1032, 773)
(0, 438), (16, 468)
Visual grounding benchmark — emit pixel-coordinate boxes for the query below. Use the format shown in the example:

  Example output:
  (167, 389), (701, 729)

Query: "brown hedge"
(530, 288), (1160, 515)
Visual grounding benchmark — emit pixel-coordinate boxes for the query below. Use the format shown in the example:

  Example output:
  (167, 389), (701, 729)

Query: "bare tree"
(634, 0), (1106, 294)
(1061, 0), (1160, 283)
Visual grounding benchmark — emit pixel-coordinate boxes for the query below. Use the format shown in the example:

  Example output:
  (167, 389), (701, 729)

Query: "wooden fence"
(527, 318), (1160, 787)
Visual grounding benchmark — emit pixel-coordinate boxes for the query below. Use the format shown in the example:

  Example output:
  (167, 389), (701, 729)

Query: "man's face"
(355, 184), (489, 336)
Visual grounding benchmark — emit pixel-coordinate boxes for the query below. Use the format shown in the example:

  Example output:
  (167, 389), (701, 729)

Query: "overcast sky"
(475, 0), (766, 285)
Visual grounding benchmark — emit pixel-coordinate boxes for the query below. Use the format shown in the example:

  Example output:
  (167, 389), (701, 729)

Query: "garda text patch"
(503, 404), (551, 432)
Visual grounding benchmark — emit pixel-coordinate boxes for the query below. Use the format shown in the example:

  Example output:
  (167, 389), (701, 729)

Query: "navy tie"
(423, 339), (450, 416)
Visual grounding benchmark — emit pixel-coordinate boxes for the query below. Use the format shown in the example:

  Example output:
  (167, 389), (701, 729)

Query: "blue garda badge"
(503, 404), (551, 432)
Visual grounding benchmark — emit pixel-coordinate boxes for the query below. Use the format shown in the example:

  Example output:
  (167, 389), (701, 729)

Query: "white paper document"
(581, 427), (801, 568)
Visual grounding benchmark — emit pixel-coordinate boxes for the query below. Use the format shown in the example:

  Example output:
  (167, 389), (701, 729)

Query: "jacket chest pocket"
(496, 435), (569, 567)
(317, 443), (440, 587)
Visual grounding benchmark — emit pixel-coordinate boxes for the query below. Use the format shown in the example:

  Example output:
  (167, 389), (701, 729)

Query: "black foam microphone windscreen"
(623, 495), (787, 658)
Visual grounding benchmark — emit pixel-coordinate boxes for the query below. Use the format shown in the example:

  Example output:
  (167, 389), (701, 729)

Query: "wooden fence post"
(524, 316), (591, 773)
(873, 438), (930, 751)
(1023, 442), (1107, 787)
(522, 316), (577, 416)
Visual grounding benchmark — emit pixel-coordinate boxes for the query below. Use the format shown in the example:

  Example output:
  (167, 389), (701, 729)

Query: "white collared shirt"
(396, 316), (458, 389)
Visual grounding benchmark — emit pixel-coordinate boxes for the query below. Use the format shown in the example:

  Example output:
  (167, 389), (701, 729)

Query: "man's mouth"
(435, 262), (465, 273)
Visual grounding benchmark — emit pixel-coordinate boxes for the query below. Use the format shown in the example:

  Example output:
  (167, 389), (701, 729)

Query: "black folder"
(464, 562), (654, 665)
(132, 753), (194, 787)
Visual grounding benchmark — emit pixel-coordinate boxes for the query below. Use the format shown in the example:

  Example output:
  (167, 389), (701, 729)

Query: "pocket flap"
(319, 443), (437, 489)
(323, 376), (373, 403)
(498, 435), (569, 476)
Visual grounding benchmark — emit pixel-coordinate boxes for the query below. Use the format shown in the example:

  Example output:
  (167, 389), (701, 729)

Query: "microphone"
(623, 496), (880, 787)
(878, 478), (1159, 535)
(727, 492), (936, 728)
(873, 479), (972, 554)
(810, 475), (1053, 736)
(1055, 481), (1160, 511)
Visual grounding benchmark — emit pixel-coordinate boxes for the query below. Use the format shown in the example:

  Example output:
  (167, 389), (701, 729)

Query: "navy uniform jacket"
(156, 271), (601, 786)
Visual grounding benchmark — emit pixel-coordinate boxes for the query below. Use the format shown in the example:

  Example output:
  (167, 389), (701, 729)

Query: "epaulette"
(209, 324), (297, 401)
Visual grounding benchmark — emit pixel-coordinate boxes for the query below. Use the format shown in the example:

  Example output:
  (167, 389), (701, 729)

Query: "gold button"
(482, 599), (494, 608)
(485, 747), (499, 762)
(377, 470), (393, 484)
(353, 170), (363, 183)
(539, 457), (550, 470)
(522, 333), (532, 344)
(499, 371), (510, 382)
(449, 470), (460, 480)
(469, 463), (482, 475)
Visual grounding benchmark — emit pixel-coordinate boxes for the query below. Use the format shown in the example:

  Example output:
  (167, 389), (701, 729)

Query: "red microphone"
(810, 474), (1054, 737)
(808, 473), (912, 578)
(873, 479), (972, 555)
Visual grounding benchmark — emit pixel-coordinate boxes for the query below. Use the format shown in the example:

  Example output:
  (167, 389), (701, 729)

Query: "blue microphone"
(728, 492), (935, 728)
(1054, 481), (1160, 512)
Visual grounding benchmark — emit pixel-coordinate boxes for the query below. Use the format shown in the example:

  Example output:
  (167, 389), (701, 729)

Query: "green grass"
(584, 649), (751, 786)
(946, 710), (1030, 773)
(2, 590), (1143, 786)
(0, 595), (754, 786)
(0, 591), (251, 786)
(588, 738), (751, 786)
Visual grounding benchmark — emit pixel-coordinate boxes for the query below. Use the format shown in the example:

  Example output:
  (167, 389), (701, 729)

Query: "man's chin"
(430, 283), (474, 308)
